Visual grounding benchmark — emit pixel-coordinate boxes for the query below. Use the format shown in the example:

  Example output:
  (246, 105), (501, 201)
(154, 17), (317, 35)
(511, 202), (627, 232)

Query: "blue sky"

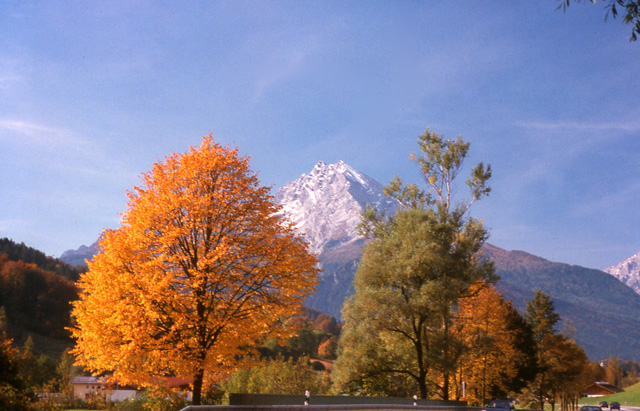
(1, 1), (639, 270)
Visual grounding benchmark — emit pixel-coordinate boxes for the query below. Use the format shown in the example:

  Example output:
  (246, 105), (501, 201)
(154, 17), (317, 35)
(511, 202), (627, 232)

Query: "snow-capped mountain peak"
(606, 251), (640, 294)
(275, 161), (398, 256)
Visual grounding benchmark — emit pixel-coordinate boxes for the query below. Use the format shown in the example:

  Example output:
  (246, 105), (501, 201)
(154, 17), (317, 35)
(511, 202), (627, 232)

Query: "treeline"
(0, 237), (342, 409)
(3, 239), (640, 410)
(0, 239), (80, 342)
(0, 238), (84, 282)
(0, 299), (340, 410)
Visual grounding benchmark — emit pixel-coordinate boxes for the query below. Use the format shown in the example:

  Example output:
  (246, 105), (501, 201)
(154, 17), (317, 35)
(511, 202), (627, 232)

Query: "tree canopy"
(70, 135), (318, 404)
(455, 285), (537, 405)
(524, 290), (590, 411)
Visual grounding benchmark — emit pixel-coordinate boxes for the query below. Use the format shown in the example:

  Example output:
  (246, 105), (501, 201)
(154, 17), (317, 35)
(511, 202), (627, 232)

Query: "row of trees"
(332, 286), (593, 409)
(1, 131), (621, 409)
(0, 238), (83, 282)
(334, 130), (495, 400)
(331, 131), (591, 409)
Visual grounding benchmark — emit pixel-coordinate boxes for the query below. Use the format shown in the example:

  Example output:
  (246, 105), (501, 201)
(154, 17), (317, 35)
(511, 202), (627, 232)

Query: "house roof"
(584, 382), (624, 394)
(72, 376), (106, 385)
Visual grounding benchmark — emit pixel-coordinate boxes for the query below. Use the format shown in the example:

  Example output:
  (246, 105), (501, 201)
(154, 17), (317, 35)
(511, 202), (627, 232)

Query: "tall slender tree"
(70, 135), (318, 404)
(334, 129), (495, 399)
(525, 290), (561, 409)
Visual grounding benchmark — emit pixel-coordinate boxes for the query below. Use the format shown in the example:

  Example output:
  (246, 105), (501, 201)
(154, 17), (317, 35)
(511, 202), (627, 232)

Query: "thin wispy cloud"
(0, 119), (81, 147)
(0, 218), (30, 234)
(516, 120), (640, 132)
(573, 183), (640, 219)
(251, 50), (308, 103)
(0, 74), (23, 85)
(0, 118), (135, 181)
(245, 17), (347, 103)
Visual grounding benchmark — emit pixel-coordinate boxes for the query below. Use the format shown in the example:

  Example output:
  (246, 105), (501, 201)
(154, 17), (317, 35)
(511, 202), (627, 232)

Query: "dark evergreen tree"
(525, 290), (566, 409)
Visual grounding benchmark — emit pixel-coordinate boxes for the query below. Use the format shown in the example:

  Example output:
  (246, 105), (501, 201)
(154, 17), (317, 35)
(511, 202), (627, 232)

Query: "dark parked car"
(610, 402), (620, 410)
(483, 399), (515, 411)
(600, 401), (609, 409)
(580, 406), (602, 411)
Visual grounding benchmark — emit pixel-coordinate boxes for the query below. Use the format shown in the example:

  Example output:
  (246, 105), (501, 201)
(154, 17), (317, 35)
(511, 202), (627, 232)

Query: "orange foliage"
(454, 285), (521, 404)
(70, 135), (318, 404)
(317, 336), (338, 359)
(313, 314), (340, 335)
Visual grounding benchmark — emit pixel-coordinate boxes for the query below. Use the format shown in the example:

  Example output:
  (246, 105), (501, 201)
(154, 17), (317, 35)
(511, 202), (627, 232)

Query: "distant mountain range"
(60, 241), (100, 266)
(60, 161), (640, 361)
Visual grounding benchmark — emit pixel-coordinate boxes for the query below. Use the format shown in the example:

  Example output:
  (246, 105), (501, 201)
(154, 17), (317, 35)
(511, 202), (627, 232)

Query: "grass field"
(579, 382), (640, 406)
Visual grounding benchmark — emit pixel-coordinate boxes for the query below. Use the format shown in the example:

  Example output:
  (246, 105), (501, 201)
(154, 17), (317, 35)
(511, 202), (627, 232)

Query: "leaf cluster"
(558, 0), (640, 41)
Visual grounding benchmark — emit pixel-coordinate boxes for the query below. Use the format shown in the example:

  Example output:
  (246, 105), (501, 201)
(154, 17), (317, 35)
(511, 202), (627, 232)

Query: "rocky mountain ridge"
(274, 160), (398, 255)
(606, 251), (640, 294)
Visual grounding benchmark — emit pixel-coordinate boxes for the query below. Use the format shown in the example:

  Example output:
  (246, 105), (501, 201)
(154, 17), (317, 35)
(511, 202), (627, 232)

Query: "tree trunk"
(418, 371), (428, 399)
(192, 367), (204, 405)
(443, 372), (449, 400)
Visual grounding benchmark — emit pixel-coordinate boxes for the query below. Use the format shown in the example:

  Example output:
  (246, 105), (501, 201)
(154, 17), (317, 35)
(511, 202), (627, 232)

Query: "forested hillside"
(0, 238), (81, 353)
(0, 238), (84, 281)
(483, 244), (640, 360)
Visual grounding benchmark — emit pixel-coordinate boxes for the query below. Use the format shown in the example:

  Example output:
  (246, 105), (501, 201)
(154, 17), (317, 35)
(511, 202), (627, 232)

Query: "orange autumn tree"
(70, 135), (318, 405)
(454, 285), (524, 405)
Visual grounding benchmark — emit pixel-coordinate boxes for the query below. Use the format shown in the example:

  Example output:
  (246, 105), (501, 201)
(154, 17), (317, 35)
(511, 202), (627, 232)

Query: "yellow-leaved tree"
(70, 135), (318, 404)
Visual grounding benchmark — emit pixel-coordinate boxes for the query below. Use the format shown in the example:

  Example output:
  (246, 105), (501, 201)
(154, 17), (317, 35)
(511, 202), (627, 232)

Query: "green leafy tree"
(56, 349), (80, 399)
(558, 0), (640, 41)
(502, 302), (539, 395)
(334, 129), (496, 400)
(523, 290), (591, 411)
